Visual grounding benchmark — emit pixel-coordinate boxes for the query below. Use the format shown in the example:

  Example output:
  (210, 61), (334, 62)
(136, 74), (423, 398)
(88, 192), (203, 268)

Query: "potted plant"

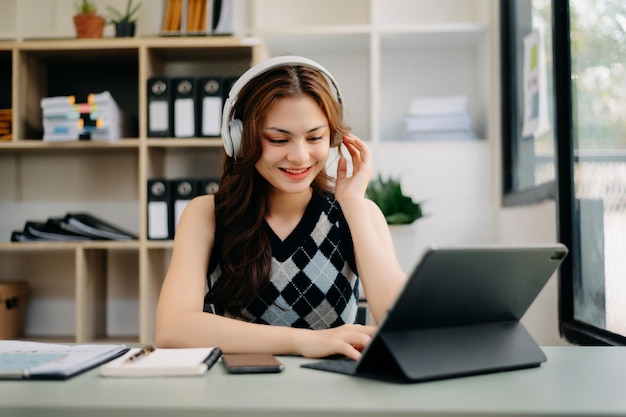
(366, 174), (423, 225)
(366, 174), (424, 273)
(73, 0), (106, 39)
(106, 0), (142, 37)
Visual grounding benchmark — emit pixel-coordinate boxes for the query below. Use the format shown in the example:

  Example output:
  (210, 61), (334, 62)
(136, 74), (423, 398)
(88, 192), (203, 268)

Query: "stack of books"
(0, 108), (12, 140)
(161, 0), (234, 36)
(403, 95), (477, 141)
(41, 91), (123, 142)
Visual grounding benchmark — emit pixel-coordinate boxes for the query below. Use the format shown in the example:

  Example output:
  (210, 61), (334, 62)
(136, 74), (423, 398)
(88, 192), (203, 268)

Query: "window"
(556, 0), (626, 344)
(501, 0), (558, 206)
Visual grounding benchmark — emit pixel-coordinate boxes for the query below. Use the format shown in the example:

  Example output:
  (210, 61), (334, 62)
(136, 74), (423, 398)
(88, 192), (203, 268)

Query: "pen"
(124, 345), (155, 364)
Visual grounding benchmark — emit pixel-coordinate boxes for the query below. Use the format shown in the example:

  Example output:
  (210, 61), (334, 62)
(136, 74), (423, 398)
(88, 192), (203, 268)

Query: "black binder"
(62, 213), (137, 241)
(23, 219), (92, 241)
(171, 178), (199, 233)
(147, 178), (173, 240)
(147, 77), (173, 137)
(11, 215), (135, 242)
(197, 77), (224, 137)
(302, 244), (569, 383)
(172, 78), (197, 138)
(198, 177), (220, 195)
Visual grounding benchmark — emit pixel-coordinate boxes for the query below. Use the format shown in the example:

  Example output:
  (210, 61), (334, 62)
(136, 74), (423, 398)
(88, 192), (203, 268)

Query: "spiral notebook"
(100, 347), (222, 377)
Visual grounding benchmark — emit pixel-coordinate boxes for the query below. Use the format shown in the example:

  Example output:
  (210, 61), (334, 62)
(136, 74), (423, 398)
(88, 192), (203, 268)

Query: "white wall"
(372, 141), (496, 272)
(498, 202), (570, 346)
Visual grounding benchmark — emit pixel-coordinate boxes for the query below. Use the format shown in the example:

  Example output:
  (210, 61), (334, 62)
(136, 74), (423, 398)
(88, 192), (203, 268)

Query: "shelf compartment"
(378, 26), (490, 142)
(0, 148), (140, 245)
(0, 245), (140, 342)
(17, 44), (140, 141)
(144, 42), (256, 80)
(144, 146), (222, 181)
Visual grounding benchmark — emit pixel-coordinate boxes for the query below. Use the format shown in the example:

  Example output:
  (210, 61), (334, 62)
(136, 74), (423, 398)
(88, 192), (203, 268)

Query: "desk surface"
(1, 346), (626, 417)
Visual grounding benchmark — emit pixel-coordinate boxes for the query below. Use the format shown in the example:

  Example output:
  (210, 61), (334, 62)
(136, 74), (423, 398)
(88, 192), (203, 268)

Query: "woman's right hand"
(294, 324), (377, 360)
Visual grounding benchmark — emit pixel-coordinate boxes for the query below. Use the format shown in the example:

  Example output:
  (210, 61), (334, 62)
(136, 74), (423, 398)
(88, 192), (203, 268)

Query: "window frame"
(553, 0), (626, 346)
(502, 0), (626, 345)
(500, 0), (557, 207)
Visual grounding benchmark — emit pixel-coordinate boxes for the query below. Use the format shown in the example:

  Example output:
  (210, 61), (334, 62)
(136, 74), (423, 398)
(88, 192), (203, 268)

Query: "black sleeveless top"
(205, 191), (359, 329)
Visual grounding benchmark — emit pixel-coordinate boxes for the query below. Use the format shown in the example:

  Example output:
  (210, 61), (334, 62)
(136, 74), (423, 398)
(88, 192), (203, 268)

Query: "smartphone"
(222, 353), (285, 374)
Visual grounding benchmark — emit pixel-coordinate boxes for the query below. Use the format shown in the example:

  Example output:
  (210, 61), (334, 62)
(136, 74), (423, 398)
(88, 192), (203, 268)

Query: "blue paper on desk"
(0, 340), (127, 380)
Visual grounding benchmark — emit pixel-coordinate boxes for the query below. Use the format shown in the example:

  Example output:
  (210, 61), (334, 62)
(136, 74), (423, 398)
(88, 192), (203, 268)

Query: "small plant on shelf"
(74, 0), (98, 14)
(366, 175), (424, 225)
(73, 0), (105, 39)
(106, 0), (141, 23)
(106, 0), (142, 37)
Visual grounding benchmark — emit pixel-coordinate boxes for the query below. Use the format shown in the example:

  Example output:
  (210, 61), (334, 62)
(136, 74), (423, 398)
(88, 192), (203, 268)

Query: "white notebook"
(100, 347), (222, 377)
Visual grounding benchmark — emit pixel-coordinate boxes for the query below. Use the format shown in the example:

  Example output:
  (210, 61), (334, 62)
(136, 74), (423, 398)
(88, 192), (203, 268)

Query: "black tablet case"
(302, 244), (568, 383)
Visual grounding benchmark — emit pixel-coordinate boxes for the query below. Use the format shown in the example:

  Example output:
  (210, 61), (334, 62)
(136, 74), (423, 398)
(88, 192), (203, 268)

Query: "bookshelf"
(0, 36), (263, 343)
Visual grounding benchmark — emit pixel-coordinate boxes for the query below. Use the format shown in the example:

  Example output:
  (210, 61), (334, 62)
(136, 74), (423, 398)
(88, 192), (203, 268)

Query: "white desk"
(1, 346), (626, 417)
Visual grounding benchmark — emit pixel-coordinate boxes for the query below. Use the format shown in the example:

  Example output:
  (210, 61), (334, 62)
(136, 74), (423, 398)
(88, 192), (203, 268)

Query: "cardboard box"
(0, 282), (29, 339)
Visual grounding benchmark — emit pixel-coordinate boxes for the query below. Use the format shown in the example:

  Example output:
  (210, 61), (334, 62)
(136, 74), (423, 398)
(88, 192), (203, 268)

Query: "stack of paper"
(88, 91), (123, 142)
(41, 95), (81, 141)
(403, 95), (477, 141)
(41, 91), (123, 142)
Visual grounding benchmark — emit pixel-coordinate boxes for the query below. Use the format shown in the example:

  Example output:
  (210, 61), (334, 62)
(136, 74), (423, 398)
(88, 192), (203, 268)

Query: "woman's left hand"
(335, 134), (372, 204)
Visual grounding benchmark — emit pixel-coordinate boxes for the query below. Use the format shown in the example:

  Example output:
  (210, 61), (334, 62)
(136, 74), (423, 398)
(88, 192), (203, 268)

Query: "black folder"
(172, 78), (197, 138)
(147, 77), (173, 137)
(147, 178), (173, 240)
(171, 178), (199, 233)
(197, 77), (224, 137)
(23, 219), (92, 241)
(198, 177), (220, 195)
(62, 213), (137, 241)
(302, 244), (568, 383)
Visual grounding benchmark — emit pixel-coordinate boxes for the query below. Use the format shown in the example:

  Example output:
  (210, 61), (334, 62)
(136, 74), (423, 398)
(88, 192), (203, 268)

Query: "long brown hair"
(206, 64), (350, 310)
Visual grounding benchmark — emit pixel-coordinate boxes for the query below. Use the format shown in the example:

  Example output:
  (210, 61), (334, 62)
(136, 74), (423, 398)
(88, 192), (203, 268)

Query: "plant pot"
(73, 14), (105, 39)
(389, 223), (422, 274)
(114, 21), (136, 37)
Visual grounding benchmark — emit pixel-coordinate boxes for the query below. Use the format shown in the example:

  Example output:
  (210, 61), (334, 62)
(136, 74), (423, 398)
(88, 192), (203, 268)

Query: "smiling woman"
(155, 56), (407, 361)
(255, 95), (331, 193)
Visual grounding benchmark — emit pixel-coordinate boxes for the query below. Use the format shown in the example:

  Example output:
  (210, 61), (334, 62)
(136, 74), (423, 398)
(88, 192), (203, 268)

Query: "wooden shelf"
(0, 35), (262, 344)
(0, 139), (141, 150)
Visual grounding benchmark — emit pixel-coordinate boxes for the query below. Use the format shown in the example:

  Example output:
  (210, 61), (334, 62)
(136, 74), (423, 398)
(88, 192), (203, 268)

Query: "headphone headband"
(221, 56), (343, 159)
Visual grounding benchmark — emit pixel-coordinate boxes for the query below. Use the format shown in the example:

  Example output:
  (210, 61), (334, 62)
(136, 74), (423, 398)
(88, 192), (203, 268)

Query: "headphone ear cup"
(226, 119), (243, 158)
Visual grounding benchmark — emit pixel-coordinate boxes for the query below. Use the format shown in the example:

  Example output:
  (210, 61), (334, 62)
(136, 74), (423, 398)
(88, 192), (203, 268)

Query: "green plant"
(74, 0), (98, 14)
(106, 0), (141, 23)
(366, 174), (424, 225)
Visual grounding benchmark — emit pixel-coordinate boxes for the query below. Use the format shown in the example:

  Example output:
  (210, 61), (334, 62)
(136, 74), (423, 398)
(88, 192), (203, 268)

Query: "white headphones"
(221, 56), (344, 159)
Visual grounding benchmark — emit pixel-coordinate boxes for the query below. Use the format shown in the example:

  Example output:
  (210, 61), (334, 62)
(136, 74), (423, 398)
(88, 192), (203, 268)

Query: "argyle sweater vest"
(205, 191), (360, 329)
